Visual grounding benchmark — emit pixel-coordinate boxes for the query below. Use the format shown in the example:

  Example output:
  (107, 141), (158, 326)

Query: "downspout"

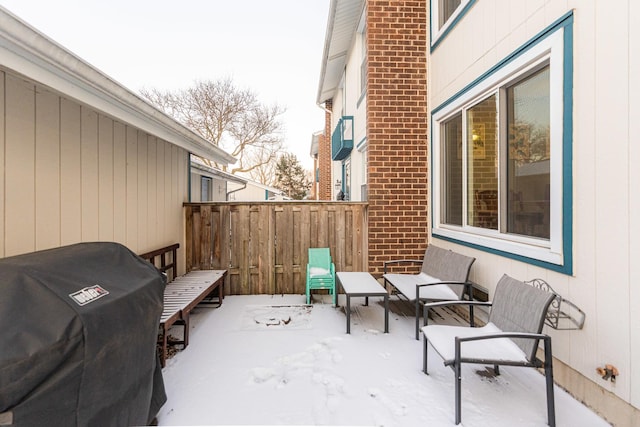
(317, 103), (333, 117)
(226, 182), (247, 201)
(188, 153), (192, 202)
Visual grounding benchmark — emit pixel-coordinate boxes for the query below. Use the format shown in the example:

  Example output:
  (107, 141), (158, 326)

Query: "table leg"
(384, 294), (389, 333)
(346, 294), (351, 334)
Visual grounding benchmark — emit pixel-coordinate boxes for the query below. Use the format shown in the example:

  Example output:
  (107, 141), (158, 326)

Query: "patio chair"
(422, 274), (556, 426)
(305, 248), (336, 305)
(382, 245), (475, 339)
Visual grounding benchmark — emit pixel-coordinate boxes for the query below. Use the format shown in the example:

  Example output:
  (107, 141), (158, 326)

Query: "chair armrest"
(383, 259), (423, 274)
(457, 331), (549, 343)
(444, 333), (552, 367)
(416, 280), (472, 290)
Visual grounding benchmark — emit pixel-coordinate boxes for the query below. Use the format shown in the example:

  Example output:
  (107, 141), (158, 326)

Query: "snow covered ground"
(156, 294), (609, 426)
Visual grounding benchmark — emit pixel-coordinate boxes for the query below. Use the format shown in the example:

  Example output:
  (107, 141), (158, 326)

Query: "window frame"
(431, 14), (573, 274)
(358, 13), (367, 98)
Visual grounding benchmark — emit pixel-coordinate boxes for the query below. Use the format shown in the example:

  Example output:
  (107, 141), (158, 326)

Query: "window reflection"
(467, 95), (498, 230)
(506, 67), (550, 239)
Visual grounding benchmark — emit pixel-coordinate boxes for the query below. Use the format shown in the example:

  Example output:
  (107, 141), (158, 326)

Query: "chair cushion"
(423, 322), (528, 365)
(383, 272), (459, 302)
(309, 267), (331, 277)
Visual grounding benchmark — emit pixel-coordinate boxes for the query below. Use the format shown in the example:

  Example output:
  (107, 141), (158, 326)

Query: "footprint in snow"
(368, 387), (408, 416)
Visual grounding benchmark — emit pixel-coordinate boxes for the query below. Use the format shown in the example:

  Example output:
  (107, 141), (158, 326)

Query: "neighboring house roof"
(190, 156), (286, 198)
(0, 7), (236, 165)
(240, 180), (286, 196)
(190, 157), (247, 185)
(310, 130), (322, 157)
(316, 0), (365, 104)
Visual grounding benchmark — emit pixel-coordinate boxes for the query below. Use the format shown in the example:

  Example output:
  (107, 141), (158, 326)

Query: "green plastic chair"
(305, 248), (336, 305)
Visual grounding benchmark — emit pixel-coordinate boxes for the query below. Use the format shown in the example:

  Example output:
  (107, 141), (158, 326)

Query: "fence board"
(184, 202), (368, 295)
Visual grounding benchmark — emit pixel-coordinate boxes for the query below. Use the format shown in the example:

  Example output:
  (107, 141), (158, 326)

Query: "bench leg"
(182, 315), (190, 348)
(158, 323), (168, 368)
(199, 283), (224, 308)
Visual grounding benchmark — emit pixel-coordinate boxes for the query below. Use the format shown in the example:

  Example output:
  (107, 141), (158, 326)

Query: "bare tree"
(245, 148), (279, 186)
(140, 78), (285, 175)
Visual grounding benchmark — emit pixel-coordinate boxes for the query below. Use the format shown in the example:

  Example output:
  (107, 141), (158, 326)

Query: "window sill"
(433, 226), (567, 272)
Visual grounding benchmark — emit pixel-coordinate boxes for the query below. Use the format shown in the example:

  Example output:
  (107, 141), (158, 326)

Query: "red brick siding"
(319, 100), (333, 200)
(366, 0), (429, 275)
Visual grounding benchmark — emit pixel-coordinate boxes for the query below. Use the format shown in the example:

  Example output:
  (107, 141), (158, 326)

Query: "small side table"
(336, 272), (389, 334)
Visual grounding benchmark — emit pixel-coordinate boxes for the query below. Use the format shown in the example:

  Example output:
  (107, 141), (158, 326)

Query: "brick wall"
(319, 100), (333, 200)
(366, 0), (429, 275)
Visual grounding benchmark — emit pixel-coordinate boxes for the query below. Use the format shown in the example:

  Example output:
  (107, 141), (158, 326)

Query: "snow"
(156, 294), (608, 426)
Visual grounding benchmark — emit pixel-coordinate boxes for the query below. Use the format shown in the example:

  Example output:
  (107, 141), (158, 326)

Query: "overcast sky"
(0, 0), (330, 169)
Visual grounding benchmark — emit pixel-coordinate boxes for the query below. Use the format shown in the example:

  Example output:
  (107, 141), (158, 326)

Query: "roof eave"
(0, 7), (236, 165)
(316, 0), (365, 105)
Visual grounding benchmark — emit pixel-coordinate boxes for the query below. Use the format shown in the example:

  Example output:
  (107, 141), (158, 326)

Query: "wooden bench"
(139, 243), (226, 367)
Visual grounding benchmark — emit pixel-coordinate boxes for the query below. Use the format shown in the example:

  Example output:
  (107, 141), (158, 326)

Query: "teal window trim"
(430, 0), (477, 52)
(430, 12), (574, 275)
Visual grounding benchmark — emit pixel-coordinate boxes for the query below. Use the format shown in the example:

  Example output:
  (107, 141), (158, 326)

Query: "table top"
(337, 272), (388, 295)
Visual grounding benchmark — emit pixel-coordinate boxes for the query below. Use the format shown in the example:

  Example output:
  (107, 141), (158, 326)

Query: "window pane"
(506, 67), (550, 239)
(439, 0), (462, 28)
(201, 177), (212, 201)
(467, 95), (498, 229)
(441, 113), (463, 225)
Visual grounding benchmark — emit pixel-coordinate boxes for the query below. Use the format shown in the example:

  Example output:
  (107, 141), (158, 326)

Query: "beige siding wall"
(0, 70), (189, 270)
(429, 0), (639, 423)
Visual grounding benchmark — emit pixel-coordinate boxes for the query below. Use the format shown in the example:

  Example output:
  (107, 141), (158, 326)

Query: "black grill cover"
(0, 242), (167, 426)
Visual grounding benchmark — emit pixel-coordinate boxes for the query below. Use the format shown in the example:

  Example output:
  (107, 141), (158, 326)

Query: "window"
(431, 17), (572, 273)
(358, 139), (368, 201)
(343, 158), (351, 201)
(359, 24), (367, 96)
(506, 67), (551, 239)
(438, 0), (461, 28)
(201, 176), (212, 201)
(357, 9), (367, 98)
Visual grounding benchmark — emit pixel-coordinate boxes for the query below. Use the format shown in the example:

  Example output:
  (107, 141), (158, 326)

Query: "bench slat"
(139, 244), (226, 367)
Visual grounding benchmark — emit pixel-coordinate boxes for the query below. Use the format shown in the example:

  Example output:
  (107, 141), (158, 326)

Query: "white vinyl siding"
(430, 0), (474, 49)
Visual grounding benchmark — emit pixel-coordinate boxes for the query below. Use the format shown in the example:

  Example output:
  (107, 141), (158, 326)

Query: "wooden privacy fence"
(184, 202), (368, 296)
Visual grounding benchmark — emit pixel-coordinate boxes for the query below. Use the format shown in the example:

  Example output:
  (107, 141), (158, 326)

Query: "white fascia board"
(190, 160), (247, 185)
(0, 8), (236, 165)
(316, 0), (365, 104)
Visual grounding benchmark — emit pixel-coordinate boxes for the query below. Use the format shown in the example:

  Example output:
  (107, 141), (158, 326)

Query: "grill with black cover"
(0, 242), (166, 426)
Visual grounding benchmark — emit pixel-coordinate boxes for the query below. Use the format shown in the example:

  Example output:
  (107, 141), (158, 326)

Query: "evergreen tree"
(275, 153), (311, 200)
